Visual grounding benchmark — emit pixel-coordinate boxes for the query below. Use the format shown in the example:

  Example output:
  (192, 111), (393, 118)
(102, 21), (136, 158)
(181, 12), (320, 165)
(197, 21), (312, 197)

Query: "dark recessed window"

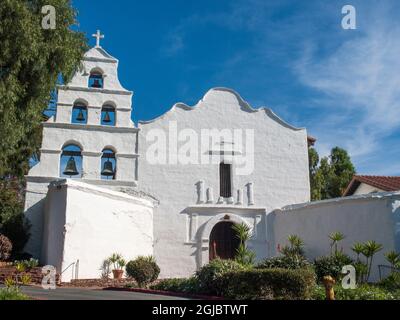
(219, 162), (232, 198)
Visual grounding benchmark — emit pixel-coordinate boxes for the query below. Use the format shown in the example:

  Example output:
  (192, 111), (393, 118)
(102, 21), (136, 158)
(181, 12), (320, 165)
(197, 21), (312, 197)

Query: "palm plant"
(108, 253), (124, 270)
(288, 235), (304, 249)
(384, 251), (400, 271)
(281, 234), (305, 257)
(117, 258), (126, 270)
(329, 232), (345, 255)
(232, 223), (255, 266)
(361, 241), (383, 282)
(351, 242), (364, 262)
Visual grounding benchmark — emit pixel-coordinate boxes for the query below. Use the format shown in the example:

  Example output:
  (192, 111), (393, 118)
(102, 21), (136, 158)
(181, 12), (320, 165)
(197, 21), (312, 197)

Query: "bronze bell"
(103, 111), (111, 123)
(92, 79), (102, 88)
(76, 108), (85, 122)
(63, 156), (79, 176)
(101, 159), (115, 177)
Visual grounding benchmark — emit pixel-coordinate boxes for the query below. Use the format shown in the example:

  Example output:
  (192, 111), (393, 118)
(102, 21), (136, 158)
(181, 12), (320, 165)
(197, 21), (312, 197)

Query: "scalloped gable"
(84, 47), (118, 63)
(139, 87), (304, 131)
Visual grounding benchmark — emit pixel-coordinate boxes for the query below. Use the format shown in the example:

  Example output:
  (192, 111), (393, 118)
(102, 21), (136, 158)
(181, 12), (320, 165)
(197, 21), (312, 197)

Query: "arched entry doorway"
(209, 221), (240, 261)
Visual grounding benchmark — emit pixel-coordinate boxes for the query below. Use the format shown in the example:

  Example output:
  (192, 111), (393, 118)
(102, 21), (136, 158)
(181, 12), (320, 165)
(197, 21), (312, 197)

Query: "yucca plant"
(384, 251), (400, 271)
(107, 253), (126, 279)
(351, 242), (364, 262)
(232, 223), (255, 266)
(288, 235), (304, 249)
(108, 253), (124, 270)
(329, 232), (345, 255)
(280, 234), (305, 257)
(117, 258), (126, 270)
(361, 241), (383, 282)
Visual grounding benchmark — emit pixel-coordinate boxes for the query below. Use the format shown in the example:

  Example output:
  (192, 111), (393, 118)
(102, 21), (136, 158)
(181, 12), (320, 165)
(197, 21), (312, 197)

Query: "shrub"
(257, 254), (310, 270)
(0, 181), (31, 258)
(379, 272), (400, 291)
(217, 268), (316, 300)
(195, 258), (246, 295)
(99, 259), (112, 279)
(0, 287), (29, 300)
(312, 283), (400, 300)
(14, 258), (39, 269)
(126, 256), (160, 287)
(150, 277), (200, 294)
(313, 252), (353, 282)
(0, 234), (12, 261)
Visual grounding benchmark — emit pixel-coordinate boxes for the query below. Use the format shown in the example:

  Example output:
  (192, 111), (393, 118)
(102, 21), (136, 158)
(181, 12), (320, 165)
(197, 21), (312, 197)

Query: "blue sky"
(72, 0), (400, 175)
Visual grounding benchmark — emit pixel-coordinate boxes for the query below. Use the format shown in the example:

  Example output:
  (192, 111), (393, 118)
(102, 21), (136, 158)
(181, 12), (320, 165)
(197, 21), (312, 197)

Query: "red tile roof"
(343, 175), (400, 196)
(307, 135), (316, 147)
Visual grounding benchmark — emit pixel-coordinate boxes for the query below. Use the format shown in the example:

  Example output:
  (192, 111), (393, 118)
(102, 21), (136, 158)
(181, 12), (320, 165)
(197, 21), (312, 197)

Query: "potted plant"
(108, 253), (126, 279)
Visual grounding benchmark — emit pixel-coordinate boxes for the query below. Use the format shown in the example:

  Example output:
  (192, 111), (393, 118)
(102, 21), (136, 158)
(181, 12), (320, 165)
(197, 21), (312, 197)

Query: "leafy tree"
(0, 0), (87, 256)
(308, 147), (355, 200)
(309, 148), (325, 201)
(328, 147), (356, 198)
(0, 0), (87, 177)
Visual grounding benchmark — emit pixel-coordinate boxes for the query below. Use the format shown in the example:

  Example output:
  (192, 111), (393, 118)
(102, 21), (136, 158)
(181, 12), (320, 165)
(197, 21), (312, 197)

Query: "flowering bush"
(0, 234), (12, 261)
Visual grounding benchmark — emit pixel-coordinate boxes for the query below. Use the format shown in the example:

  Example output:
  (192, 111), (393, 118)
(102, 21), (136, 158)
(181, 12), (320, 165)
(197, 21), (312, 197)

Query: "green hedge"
(216, 268), (316, 300)
(195, 258), (247, 295)
(150, 277), (200, 294)
(257, 254), (310, 270)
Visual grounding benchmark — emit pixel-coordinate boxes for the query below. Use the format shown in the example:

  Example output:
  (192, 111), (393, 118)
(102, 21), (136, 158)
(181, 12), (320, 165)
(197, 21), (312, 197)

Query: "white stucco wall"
(353, 182), (384, 195)
(24, 44), (140, 260)
(269, 191), (400, 281)
(43, 180), (154, 282)
(23, 179), (51, 258)
(138, 88), (310, 278)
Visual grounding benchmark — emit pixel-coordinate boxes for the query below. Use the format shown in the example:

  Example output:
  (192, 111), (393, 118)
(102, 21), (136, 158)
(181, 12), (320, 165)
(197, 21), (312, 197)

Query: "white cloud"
(293, 3), (400, 170)
(159, 0), (400, 174)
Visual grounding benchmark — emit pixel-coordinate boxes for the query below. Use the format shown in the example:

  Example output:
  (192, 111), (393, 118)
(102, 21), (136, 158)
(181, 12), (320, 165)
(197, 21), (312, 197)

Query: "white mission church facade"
(24, 33), (400, 282)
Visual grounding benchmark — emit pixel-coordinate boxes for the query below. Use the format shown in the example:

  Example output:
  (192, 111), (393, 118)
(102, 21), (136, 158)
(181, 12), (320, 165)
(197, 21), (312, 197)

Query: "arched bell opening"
(71, 103), (88, 124)
(88, 69), (104, 88)
(101, 105), (116, 126)
(209, 221), (240, 261)
(101, 148), (116, 180)
(60, 144), (83, 178)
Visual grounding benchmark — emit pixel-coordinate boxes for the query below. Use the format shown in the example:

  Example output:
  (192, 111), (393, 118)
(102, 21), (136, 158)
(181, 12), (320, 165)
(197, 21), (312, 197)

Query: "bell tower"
(27, 30), (138, 186)
(24, 31), (139, 257)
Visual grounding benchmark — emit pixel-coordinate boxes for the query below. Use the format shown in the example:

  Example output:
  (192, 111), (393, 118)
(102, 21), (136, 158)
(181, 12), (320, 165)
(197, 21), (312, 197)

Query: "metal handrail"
(75, 259), (79, 280)
(60, 260), (80, 281)
(60, 261), (75, 275)
(378, 264), (400, 280)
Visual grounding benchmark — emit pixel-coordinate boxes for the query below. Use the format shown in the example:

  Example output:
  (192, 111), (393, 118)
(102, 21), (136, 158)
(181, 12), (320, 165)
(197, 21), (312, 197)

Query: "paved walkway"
(0, 285), (189, 300)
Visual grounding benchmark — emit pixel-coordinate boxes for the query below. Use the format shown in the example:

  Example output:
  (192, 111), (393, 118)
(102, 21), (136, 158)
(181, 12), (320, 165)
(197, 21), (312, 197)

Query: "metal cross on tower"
(92, 30), (104, 48)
